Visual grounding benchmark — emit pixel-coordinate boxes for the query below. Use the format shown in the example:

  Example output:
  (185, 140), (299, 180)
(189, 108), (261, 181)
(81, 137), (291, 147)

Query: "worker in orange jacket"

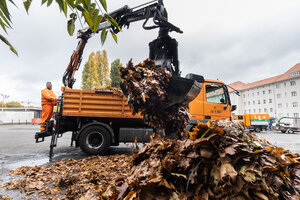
(40, 82), (57, 132)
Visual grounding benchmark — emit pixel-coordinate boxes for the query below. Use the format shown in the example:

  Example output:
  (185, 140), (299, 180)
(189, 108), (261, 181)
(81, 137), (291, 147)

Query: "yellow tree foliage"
(81, 50), (110, 89)
(4, 101), (24, 108)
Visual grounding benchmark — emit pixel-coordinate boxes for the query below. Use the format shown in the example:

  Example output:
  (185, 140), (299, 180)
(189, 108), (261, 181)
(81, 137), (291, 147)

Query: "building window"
(287, 113), (289, 117)
(249, 109), (251, 113)
(270, 108), (273, 112)
(253, 109), (256, 113)
(294, 113), (299, 118)
(259, 108), (261, 113)
(291, 91), (297, 96)
(277, 94), (281, 98)
(285, 92), (287, 98)
(276, 84), (280, 89)
(252, 93), (254, 97)
(248, 101), (250, 105)
(278, 103), (282, 108)
(290, 71), (300, 77)
(243, 94), (245, 98)
(292, 102), (298, 107)
(284, 82), (286, 87)
(269, 99), (272, 103)
(244, 102), (246, 105)
(262, 90), (265, 95)
(263, 99), (266, 104)
(258, 100), (260, 104)
(268, 89), (271, 94)
(244, 110), (246, 114)
(248, 94), (250, 97)
(286, 103), (288, 108)
(253, 101), (255, 105)
(264, 108), (267, 113)
(290, 81), (296, 86)
(257, 92), (259, 96)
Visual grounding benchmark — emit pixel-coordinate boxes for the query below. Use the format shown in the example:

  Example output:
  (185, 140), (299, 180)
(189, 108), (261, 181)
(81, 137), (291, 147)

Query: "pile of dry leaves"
(119, 59), (190, 135)
(1, 155), (131, 199)
(106, 120), (300, 200)
(1, 121), (300, 199)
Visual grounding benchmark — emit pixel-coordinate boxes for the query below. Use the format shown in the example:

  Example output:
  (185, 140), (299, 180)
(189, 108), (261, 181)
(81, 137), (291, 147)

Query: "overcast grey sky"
(1, 0), (300, 107)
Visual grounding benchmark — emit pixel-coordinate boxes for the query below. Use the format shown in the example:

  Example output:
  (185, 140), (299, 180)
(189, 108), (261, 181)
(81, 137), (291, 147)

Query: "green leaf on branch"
(105, 14), (121, 31)
(56, 0), (67, 16)
(65, 0), (75, 8)
(99, 0), (107, 12)
(23, 0), (32, 14)
(91, 8), (99, 24)
(67, 13), (76, 35)
(0, 10), (11, 28)
(80, 0), (91, 12)
(47, 0), (53, 7)
(0, 34), (18, 56)
(93, 15), (102, 32)
(0, 17), (8, 33)
(83, 11), (93, 28)
(101, 27), (108, 45)
(8, 0), (17, 7)
(42, 0), (48, 5)
(110, 30), (117, 43)
(75, 4), (84, 12)
(0, 0), (11, 21)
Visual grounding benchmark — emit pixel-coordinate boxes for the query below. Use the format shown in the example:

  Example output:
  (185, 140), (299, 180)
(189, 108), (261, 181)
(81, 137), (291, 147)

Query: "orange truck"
(34, 1), (237, 159)
(233, 114), (270, 132)
(36, 76), (236, 158)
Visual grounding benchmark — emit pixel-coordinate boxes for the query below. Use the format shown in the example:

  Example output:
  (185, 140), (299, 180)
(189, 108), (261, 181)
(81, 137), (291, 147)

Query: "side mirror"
(220, 98), (225, 104)
(231, 105), (237, 112)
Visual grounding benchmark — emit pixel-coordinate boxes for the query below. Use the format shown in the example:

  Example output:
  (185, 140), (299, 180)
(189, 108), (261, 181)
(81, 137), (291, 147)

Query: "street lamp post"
(0, 94), (9, 111)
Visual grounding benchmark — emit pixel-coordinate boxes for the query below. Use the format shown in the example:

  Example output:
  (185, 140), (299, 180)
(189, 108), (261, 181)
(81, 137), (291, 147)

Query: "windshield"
(206, 84), (227, 104)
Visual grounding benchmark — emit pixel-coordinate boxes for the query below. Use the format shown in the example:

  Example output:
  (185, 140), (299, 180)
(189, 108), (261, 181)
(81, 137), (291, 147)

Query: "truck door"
(189, 82), (205, 121)
(203, 82), (232, 121)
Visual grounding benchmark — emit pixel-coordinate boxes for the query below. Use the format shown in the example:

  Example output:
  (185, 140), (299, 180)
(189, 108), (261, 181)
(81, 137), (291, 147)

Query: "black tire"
(78, 125), (111, 155)
(281, 130), (287, 133)
(255, 127), (261, 133)
(287, 129), (294, 134)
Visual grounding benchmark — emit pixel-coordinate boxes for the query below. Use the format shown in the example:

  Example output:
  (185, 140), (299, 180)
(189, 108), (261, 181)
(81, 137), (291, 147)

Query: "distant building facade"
(229, 63), (300, 119)
(0, 108), (41, 124)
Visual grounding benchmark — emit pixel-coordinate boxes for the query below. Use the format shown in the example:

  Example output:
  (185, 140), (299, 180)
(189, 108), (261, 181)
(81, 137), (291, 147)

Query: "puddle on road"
(5, 157), (50, 170)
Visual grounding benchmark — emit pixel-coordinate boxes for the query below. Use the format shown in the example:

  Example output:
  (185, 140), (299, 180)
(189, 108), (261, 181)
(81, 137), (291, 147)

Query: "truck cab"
(185, 74), (235, 125)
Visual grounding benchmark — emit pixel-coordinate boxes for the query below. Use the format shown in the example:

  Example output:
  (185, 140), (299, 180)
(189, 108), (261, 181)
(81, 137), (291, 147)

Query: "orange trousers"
(40, 105), (54, 131)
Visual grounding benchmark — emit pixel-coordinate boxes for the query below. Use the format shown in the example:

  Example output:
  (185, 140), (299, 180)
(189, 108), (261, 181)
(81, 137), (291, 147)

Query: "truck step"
(35, 132), (52, 143)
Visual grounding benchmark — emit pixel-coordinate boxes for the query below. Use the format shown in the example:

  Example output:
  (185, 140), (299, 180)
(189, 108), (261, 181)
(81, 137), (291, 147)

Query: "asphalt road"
(0, 124), (135, 199)
(0, 124), (299, 199)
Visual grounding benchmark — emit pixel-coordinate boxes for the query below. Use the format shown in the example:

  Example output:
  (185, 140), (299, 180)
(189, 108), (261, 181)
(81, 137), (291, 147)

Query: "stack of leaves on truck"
(106, 120), (300, 199)
(119, 59), (190, 135)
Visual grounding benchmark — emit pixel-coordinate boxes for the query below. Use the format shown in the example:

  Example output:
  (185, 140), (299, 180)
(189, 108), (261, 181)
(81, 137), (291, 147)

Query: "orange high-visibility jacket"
(41, 88), (57, 106)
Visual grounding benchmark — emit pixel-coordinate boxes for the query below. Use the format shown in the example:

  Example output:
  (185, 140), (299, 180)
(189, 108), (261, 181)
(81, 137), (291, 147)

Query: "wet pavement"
(0, 125), (299, 199)
(0, 124), (136, 199)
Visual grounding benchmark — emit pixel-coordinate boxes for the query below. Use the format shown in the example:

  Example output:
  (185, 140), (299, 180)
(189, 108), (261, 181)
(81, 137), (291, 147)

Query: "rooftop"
(228, 63), (300, 92)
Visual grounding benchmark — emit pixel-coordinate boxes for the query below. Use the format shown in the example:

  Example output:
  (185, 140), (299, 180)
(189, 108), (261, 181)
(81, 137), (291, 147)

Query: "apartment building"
(229, 63), (300, 119)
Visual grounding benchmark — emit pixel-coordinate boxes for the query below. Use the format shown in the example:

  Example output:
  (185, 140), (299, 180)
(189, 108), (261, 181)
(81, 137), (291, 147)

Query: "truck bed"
(61, 87), (140, 119)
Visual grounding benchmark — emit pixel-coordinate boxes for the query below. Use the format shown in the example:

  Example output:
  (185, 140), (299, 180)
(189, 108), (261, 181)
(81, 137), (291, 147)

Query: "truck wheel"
(255, 127), (261, 133)
(78, 125), (111, 155)
(287, 129), (294, 134)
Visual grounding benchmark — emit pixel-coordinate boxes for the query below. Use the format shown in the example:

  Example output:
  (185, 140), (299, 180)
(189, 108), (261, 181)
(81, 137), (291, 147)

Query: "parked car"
(275, 117), (300, 134)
